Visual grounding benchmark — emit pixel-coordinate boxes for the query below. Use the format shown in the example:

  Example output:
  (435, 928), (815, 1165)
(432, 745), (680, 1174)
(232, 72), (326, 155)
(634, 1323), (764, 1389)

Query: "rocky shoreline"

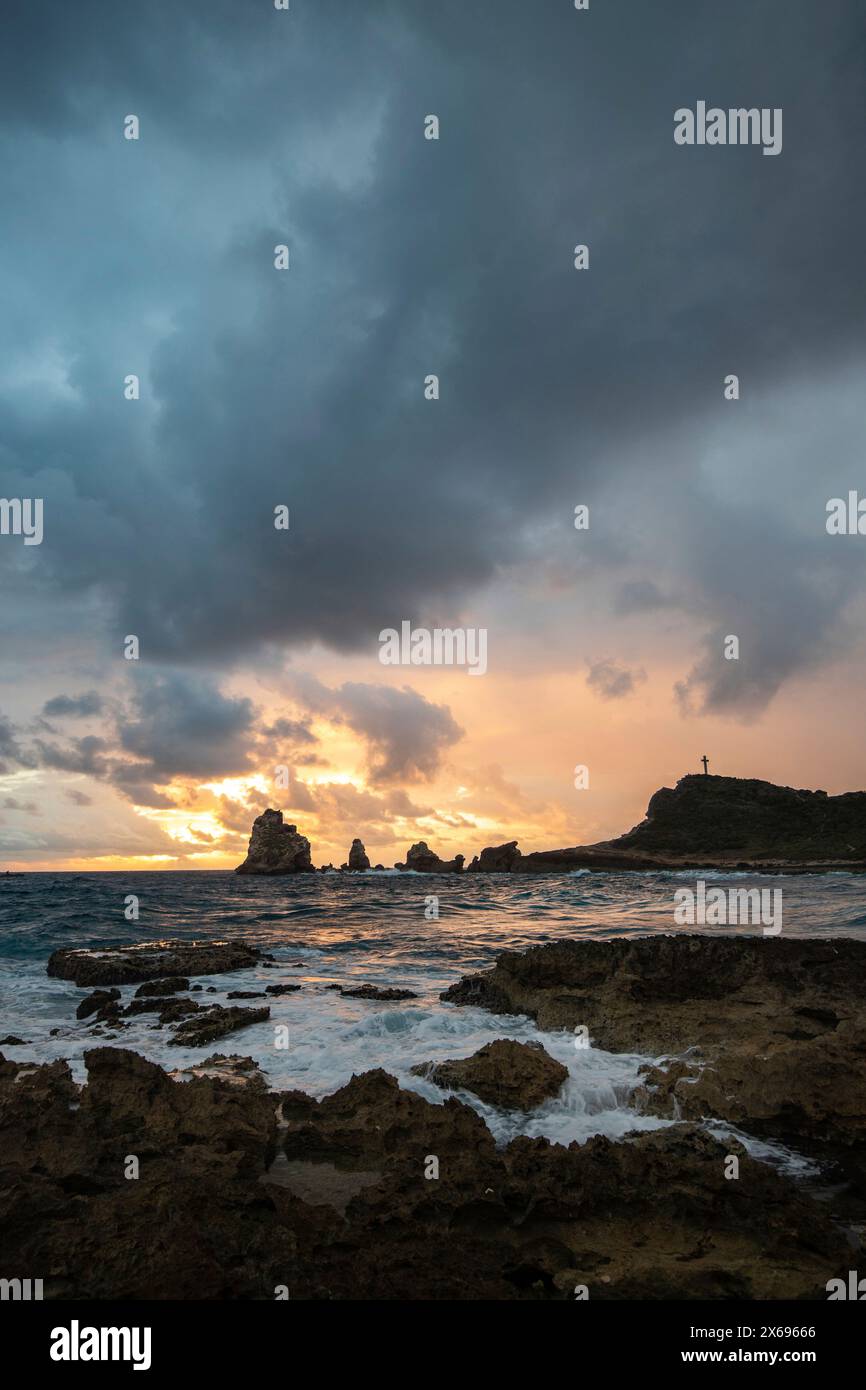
(233, 775), (866, 876)
(0, 932), (863, 1300)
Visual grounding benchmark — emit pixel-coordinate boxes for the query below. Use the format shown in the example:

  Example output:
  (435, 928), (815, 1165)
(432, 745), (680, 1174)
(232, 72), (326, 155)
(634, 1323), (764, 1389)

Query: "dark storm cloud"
(1, 1), (865, 713)
(42, 691), (103, 719)
(34, 735), (110, 776)
(115, 672), (257, 779)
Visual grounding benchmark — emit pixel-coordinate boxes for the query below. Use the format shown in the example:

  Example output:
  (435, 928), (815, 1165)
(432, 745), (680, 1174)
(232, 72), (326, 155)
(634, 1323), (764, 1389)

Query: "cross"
(701, 755), (709, 775)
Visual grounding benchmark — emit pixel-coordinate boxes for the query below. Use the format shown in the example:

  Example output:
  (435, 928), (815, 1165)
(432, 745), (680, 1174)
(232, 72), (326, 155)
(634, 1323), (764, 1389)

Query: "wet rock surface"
(339, 984), (417, 1001)
(170, 1005), (271, 1047)
(443, 935), (866, 1152)
(412, 1039), (568, 1110)
(76, 988), (121, 1020)
(134, 977), (190, 998)
(48, 939), (262, 987)
(0, 1050), (853, 1300)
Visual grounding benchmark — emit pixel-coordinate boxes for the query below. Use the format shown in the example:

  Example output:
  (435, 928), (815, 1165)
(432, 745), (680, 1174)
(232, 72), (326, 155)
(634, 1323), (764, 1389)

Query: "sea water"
(1, 868), (862, 1159)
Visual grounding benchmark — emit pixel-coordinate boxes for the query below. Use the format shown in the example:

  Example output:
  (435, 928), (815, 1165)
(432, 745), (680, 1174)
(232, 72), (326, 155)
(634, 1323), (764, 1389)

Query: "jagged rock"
(443, 935), (866, 1149)
(0, 1035), (30, 1046)
(48, 940), (261, 987)
(412, 1039), (568, 1110)
(134, 977), (189, 998)
(265, 983), (301, 996)
(397, 841), (464, 873)
(124, 998), (201, 1024)
(0, 1051), (854, 1300)
(170, 1005), (270, 1047)
(167, 1054), (269, 1091)
(227, 991), (267, 1000)
(235, 809), (314, 875)
(76, 989), (121, 1020)
(347, 838), (370, 871)
(466, 841), (522, 873)
(339, 984), (417, 1001)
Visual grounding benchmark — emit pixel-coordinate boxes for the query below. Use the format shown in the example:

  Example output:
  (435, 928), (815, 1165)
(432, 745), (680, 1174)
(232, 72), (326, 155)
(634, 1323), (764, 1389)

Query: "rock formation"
(443, 935), (866, 1152)
(412, 1039), (568, 1110)
(485, 775), (866, 873)
(340, 984), (417, 1001)
(234, 775), (866, 878)
(48, 940), (262, 987)
(466, 841), (522, 872)
(347, 838), (370, 871)
(397, 841), (464, 873)
(0, 1048), (852, 1300)
(608, 774), (866, 862)
(235, 809), (314, 874)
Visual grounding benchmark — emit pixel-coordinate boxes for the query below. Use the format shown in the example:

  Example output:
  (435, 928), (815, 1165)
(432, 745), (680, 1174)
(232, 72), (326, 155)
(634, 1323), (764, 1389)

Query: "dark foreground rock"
(0, 1050), (853, 1300)
(48, 940), (262, 987)
(170, 1005), (270, 1047)
(76, 988), (121, 1020)
(443, 935), (866, 1151)
(340, 984), (417, 1001)
(134, 977), (190, 998)
(412, 1039), (568, 1110)
(235, 809), (314, 874)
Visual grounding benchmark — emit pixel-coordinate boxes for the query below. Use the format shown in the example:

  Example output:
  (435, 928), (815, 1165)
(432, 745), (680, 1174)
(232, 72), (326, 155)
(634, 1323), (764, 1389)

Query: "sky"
(1, 0), (865, 870)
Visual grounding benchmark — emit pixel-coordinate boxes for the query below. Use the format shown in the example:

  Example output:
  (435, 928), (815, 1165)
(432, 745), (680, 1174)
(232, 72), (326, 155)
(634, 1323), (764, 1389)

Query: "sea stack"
(397, 842), (464, 873)
(235, 809), (314, 874)
(347, 838), (370, 871)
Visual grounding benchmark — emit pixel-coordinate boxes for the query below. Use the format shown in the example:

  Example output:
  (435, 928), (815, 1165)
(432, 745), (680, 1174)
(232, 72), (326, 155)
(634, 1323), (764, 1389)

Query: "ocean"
(2, 867), (864, 1159)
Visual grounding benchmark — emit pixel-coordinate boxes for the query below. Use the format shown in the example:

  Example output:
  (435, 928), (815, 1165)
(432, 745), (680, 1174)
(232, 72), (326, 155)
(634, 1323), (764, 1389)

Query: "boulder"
(234, 809), (314, 874)
(412, 1039), (568, 1110)
(76, 988), (121, 1020)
